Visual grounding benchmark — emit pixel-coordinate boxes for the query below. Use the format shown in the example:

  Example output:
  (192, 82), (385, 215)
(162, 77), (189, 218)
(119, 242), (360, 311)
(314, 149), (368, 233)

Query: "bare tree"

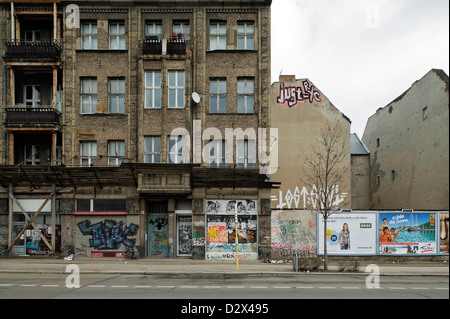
(301, 120), (350, 271)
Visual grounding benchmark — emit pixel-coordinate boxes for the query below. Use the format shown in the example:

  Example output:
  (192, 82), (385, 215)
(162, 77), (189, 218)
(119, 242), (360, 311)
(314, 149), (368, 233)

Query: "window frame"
(168, 70), (185, 109)
(109, 21), (126, 50)
(81, 21), (98, 50)
(80, 78), (97, 114)
(237, 78), (255, 114)
(209, 78), (227, 113)
(237, 21), (254, 50)
(80, 141), (97, 166)
(108, 140), (125, 166)
(209, 21), (227, 50)
(108, 78), (126, 114)
(144, 71), (162, 109)
(144, 136), (162, 163)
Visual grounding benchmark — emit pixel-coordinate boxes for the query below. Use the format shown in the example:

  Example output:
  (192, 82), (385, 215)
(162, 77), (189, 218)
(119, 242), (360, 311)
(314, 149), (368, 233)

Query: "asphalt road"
(0, 273), (448, 300)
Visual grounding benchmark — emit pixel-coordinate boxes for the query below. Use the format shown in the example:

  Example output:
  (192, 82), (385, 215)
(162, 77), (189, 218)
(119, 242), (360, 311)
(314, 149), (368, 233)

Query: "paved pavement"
(0, 257), (448, 277)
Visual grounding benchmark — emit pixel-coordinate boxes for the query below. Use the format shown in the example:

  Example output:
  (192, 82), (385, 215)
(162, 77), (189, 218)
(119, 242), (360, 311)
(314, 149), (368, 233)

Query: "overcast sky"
(271, 0), (450, 137)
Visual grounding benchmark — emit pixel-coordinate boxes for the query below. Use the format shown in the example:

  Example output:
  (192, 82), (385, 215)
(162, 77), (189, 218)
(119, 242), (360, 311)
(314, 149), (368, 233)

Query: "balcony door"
(24, 85), (41, 107)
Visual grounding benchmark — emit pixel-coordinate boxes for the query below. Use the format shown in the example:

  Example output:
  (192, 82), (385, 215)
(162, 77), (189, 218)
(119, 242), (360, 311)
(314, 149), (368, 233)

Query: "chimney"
(279, 75), (296, 82)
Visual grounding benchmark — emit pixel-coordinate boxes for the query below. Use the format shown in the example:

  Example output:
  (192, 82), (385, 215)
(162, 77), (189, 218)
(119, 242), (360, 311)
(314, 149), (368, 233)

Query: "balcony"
(4, 106), (61, 127)
(140, 37), (187, 56)
(4, 40), (62, 61)
(167, 39), (187, 55)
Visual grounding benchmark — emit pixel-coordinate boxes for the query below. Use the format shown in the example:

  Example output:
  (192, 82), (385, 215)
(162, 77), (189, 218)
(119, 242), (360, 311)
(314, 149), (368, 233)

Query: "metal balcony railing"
(4, 106), (61, 126)
(141, 37), (187, 55)
(4, 40), (62, 60)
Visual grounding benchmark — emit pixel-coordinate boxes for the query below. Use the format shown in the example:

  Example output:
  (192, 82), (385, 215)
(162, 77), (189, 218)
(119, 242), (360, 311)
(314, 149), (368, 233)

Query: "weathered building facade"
(0, 0), (275, 260)
(362, 69), (449, 211)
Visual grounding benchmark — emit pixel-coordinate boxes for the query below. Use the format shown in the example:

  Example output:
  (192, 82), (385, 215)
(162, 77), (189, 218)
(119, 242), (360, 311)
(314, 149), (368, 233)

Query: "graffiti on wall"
(77, 220), (139, 251)
(276, 81), (323, 107)
(25, 225), (62, 256)
(271, 211), (316, 257)
(271, 184), (348, 210)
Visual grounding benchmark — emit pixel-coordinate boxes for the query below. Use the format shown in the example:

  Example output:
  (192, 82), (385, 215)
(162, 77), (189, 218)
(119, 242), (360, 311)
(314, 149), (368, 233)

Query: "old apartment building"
(0, 0), (275, 260)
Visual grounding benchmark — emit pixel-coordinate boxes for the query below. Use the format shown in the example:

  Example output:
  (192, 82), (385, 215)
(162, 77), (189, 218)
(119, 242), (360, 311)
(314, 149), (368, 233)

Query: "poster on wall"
(378, 212), (437, 255)
(206, 200), (258, 260)
(317, 212), (377, 256)
(439, 212), (449, 255)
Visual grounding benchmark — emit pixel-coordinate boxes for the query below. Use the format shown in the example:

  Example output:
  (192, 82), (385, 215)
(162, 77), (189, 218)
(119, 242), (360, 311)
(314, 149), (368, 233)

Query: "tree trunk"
(323, 214), (328, 271)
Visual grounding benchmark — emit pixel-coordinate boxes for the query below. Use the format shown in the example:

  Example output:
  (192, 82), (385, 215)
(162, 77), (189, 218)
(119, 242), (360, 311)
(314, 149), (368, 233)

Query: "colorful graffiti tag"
(276, 80), (323, 107)
(77, 220), (139, 250)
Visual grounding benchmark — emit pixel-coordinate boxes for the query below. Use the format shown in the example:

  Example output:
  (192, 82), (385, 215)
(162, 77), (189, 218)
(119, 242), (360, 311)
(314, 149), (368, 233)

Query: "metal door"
(176, 212), (192, 257)
(147, 215), (169, 257)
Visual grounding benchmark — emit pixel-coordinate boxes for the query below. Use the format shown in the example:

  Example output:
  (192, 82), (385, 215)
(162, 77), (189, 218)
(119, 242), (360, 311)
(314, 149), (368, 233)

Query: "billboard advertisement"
(439, 212), (449, 255)
(318, 212), (377, 256)
(378, 212), (437, 255)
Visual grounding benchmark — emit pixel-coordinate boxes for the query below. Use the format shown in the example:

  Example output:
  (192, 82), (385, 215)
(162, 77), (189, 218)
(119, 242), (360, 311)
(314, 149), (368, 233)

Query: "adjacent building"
(0, 0), (275, 259)
(362, 69), (449, 211)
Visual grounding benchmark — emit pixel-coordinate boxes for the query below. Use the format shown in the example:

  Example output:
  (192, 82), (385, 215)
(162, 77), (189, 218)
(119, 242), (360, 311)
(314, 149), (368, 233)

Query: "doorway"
(147, 215), (169, 257)
(176, 211), (192, 257)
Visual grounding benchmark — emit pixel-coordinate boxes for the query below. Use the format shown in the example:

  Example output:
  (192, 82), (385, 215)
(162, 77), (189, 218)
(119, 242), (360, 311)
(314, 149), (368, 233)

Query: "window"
(24, 145), (40, 165)
(376, 176), (381, 186)
(210, 79), (226, 113)
(108, 78), (125, 113)
(391, 170), (396, 181)
(108, 141), (125, 166)
(237, 78), (255, 113)
(77, 199), (126, 212)
(168, 135), (186, 164)
(109, 22), (125, 50)
(237, 140), (255, 168)
(209, 140), (226, 167)
(423, 107), (428, 120)
(173, 21), (190, 40)
(24, 85), (41, 107)
(145, 21), (162, 40)
(25, 30), (40, 41)
(144, 136), (161, 163)
(81, 78), (97, 114)
(81, 22), (98, 49)
(168, 71), (185, 108)
(145, 71), (161, 109)
(210, 21), (226, 50)
(80, 141), (97, 166)
(237, 22), (254, 50)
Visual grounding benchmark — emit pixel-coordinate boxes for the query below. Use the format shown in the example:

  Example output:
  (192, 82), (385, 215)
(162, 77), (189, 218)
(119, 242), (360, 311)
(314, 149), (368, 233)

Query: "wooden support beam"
(51, 184), (56, 254)
(9, 68), (15, 106)
(7, 193), (54, 253)
(10, 2), (15, 40)
(8, 132), (14, 165)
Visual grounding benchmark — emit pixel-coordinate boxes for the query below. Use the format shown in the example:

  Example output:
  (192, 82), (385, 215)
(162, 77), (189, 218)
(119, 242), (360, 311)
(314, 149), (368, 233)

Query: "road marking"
(342, 287), (361, 290)
(157, 286), (175, 289)
(180, 286), (198, 289)
(19, 284), (36, 287)
(250, 286), (268, 289)
(110, 285), (129, 288)
(296, 286), (314, 289)
(435, 287), (449, 290)
(388, 287), (406, 290)
(0, 284), (15, 287)
(87, 285), (106, 288)
(227, 286), (245, 289)
(319, 287), (337, 289)
(412, 287), (429, 290)
(41, 284), (60, 287)
(203, 286), (221, 289)
(273, 286), (291, 289)
(134, 285), (152, 289)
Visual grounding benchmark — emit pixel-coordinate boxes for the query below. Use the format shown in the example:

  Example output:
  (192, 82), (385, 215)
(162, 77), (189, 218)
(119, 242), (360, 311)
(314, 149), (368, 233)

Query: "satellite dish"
(192, 92), (201, 104)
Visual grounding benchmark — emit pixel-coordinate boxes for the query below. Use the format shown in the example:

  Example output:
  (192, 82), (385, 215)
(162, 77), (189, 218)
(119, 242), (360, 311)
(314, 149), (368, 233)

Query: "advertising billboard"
(318, 212), (377, 256)
(378, 212), (437, 255)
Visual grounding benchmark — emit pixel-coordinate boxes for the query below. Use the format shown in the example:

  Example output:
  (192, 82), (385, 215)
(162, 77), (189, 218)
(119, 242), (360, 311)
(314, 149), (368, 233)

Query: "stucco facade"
(362, 69), (449, 211)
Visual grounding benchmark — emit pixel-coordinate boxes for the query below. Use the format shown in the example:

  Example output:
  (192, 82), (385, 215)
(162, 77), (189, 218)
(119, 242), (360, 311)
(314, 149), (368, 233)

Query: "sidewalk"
(1, 257), (448, 277)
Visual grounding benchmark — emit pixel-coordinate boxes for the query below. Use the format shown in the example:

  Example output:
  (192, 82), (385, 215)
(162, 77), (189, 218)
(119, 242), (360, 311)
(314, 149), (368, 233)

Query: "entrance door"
(12, 222), (26, 255)
(147, 215), (169, 257)
(176, 212), (192, 257)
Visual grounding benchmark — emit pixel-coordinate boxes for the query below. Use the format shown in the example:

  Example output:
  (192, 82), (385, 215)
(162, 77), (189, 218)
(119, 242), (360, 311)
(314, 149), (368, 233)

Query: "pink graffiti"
(276, 80), (322, 107)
